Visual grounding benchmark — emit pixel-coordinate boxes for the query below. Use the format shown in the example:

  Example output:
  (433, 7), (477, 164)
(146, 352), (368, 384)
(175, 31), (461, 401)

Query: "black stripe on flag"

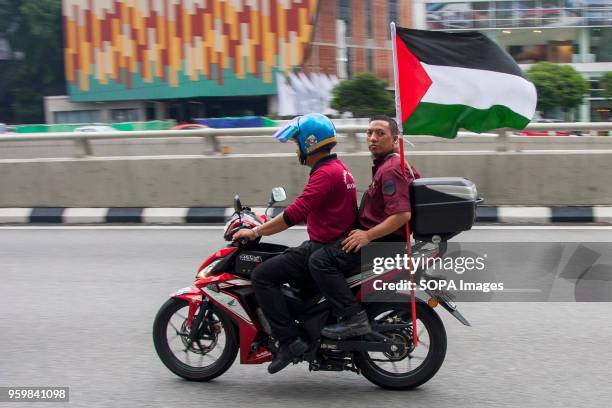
(396, 27), (524, 77)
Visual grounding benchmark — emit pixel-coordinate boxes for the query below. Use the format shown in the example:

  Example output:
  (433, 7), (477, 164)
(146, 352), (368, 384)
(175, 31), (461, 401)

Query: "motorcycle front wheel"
(153, 298), (238, 381)
(356, 302), (447, 390)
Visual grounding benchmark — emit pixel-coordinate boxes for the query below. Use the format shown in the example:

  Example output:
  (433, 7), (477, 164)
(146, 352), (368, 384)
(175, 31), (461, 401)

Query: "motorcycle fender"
(439, 301), (471, 326)
(425, 289), (471, 326)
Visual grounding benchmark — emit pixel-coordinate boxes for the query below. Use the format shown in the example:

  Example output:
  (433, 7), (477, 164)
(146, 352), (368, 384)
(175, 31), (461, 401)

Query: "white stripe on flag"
(421, 63), (537, 120)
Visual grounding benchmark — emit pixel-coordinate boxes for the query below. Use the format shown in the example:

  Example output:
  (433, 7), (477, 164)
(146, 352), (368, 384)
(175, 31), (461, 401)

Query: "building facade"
(54, 0), (608, 123)
(302, 0), (413, 84)
(53, 0), (414, 123)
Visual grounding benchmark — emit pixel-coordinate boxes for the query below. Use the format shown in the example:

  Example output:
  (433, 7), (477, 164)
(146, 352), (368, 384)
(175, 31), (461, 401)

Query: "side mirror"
(270, 187), (287, 204)
(234, 194), (242, 212)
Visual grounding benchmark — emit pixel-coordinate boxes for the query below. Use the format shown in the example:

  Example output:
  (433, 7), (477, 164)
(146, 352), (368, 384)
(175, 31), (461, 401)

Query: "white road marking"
(142, 208), (190, 224)
(63, 208), (108, 224)
(0, 208), (32, 223)
(498, 207), (551, 223)
(594, 207), (612, 223)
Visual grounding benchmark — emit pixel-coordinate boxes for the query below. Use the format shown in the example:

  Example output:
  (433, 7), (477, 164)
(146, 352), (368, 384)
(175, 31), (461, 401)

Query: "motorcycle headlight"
(196, 259), (222, 279)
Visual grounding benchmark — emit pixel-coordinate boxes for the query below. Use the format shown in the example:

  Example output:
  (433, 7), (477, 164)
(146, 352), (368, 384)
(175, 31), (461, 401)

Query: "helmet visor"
(274, 117), (301, 143)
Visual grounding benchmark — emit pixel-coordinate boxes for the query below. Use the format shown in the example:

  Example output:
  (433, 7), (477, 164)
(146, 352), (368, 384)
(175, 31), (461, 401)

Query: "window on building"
(591, 28), (612, 63)
(346, 47), (353, 79)
(591, 100), (611, 122)
(53, 110), (101, 124)
(110, 108), (139, 123)
(389, 0), (398, 25)
(367, 48), (374, 72)
(508, 41), (574, 64)
(517, 1), (536, 28)
(589, 79), (603, 99)
(472, 2), (492, 29)
(145, 103), (157, 120)
(427, 0), (611, 31)
(495, 1), (514, 28)
(548, 41), (574, 63)
(366, 1), (373, 38)
(338, 0), (352, 37)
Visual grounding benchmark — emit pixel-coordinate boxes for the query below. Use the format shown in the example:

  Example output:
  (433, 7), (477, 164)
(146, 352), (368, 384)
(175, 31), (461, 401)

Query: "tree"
(601, 72), (612, 99)
(0, 0), (65, 124)
(331, 72), (395, 118)
(526, 62), (590, 120)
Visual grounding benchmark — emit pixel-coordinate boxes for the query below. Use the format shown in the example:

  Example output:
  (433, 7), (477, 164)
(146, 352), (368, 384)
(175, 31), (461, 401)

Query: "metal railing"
(0, 122), (611, 157)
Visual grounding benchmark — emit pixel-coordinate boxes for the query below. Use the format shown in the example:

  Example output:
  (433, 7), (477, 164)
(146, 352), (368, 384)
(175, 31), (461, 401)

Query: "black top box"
(410, 177), (479, 242)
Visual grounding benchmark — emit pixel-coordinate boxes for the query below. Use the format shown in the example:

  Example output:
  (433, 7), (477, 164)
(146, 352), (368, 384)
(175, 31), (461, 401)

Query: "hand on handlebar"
(232, 228), (257, 244)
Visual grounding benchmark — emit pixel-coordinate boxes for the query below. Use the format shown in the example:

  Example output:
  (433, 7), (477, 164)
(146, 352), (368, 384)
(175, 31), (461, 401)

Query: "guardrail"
(1, 122), (610, 157)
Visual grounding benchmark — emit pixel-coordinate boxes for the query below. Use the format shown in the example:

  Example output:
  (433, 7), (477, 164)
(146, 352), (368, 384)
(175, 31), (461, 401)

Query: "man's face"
(367, 120), (397, 157)
(292, 137), (306, 165)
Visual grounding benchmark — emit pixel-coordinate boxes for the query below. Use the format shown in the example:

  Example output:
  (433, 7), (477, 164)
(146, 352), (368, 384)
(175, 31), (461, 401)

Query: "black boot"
(321, 310), (371, 340)
(267, 337), (308, 374)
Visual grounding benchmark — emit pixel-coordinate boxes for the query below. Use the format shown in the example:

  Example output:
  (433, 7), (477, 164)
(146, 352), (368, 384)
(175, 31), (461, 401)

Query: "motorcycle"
(153, 184), (475, 390)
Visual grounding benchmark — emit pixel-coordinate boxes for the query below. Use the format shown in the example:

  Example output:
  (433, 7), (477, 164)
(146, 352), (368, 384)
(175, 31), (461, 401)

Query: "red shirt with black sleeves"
(358, 152), (420, 238)
(283, 154), (357, 243)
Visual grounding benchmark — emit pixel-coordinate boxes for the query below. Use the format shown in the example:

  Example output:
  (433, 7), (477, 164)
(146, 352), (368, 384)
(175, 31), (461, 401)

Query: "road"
(1, 226), (612, 408)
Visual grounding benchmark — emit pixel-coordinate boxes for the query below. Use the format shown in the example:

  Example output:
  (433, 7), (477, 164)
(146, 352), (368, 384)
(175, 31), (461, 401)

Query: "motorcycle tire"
(356, 302), (447, 390)
(153, 298), (239, 381)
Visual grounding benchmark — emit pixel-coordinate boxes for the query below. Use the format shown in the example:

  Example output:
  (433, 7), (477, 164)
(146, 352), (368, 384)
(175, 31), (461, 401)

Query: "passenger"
(309, 115), (420, 340)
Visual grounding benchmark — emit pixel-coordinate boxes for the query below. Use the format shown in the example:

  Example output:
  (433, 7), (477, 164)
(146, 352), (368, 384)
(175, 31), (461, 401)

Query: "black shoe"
(321, 310), (371, 340)
(267, 337), (308, 374)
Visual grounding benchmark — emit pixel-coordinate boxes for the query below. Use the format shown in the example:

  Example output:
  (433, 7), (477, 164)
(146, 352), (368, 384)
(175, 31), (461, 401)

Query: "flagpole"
(390, 22), (418, 347)
(390, 22), (404, 174)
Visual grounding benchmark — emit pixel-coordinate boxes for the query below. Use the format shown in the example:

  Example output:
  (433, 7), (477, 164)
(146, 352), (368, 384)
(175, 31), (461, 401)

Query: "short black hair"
(370, 115), (400, 136)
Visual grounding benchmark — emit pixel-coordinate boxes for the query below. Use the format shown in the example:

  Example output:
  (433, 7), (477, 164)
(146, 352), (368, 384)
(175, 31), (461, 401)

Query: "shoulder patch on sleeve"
(383, 179), (396, 196)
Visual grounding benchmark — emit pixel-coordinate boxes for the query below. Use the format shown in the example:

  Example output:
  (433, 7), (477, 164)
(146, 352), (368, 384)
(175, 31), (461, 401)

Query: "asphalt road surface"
(1, 226), (612, 408)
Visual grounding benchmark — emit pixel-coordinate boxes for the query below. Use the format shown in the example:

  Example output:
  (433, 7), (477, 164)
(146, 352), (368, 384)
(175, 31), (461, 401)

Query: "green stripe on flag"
(403, 102), (531, 138)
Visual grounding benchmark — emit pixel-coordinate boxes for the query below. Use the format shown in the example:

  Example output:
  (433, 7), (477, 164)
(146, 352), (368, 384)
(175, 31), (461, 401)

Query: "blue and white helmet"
(274, 113), (337, 156)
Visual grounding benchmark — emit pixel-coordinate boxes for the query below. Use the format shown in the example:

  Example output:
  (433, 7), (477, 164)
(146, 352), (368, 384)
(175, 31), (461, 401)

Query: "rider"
(232, 113), (358, 374)
(310, 115), (421, 340)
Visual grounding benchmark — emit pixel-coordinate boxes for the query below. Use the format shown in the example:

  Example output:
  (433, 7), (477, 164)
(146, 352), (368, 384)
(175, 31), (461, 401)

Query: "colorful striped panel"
(63, 0), (319, 101)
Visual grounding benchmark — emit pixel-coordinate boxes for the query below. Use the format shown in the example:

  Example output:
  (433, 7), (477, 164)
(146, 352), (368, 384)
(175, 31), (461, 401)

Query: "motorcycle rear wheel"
(153, 298), (238, 381)
(356, 302), (447, 390)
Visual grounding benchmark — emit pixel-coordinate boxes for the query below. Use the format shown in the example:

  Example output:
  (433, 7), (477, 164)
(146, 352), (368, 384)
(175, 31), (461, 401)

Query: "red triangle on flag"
(396, 34), (432, 123)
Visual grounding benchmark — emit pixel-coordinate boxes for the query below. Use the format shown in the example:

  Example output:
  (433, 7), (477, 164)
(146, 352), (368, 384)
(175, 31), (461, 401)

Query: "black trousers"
(309, 235), (406, 318)
(308, 240), (362, 318)
(251, 241), (323, 343)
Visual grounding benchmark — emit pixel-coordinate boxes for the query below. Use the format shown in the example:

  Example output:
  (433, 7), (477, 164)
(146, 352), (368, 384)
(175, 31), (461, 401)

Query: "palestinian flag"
(394, 27), (537, 138)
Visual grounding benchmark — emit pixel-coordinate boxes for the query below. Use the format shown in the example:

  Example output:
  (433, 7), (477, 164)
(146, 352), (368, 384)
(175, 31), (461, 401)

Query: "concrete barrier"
(1, 150), (612, 207)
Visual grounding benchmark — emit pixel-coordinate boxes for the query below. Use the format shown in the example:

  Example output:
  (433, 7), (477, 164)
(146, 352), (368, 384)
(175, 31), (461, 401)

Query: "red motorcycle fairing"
(170, 285), (202, 301)
(200, 284), (273, 364)
(172, 273), (247, 327)
(174, 270), (272, 364)
(197, 247), (237, 272)
(194, 272), (239, 288)
(169, 272), (245, 331)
